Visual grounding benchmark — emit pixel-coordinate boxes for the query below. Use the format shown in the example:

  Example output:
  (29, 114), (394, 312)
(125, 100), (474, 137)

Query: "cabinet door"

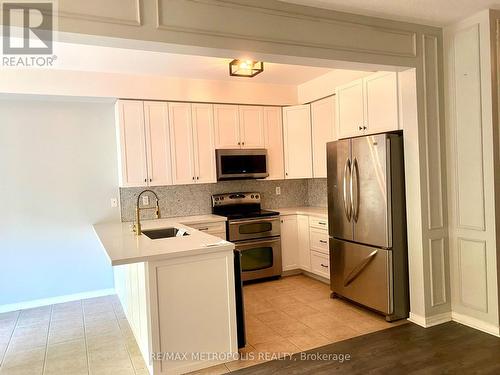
(280, 215), (299, 271)
(264, 107), (285, 180)
(336, 78), (364, 139)
(192, 103), (217, 184)
(168, 103), (196, 185)
(297, 215), (311, 271)
(214, 105), (240, 148)
(311, 96), (336, 178)
(282, 105), (313, 179)
(144, 102), (172, 186)
(239, 105), (265, 148)
(116, 100), (148, 187)
(364, 71), (399, 134)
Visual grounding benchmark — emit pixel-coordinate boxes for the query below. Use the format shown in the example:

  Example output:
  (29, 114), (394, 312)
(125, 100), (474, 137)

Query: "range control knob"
(255, 194), (259, 199)
(251, 194), (254, 198)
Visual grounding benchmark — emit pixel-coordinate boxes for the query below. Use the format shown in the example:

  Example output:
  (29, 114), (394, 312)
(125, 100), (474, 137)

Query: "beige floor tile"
(89, 356), (134, 375)
(186, 363), (229, 374)
(0, 362), (44, 375)
(84, 303), (114, 316)
(252, 338), (300, 358)
(50, 309), (83, 323)
(297, 312), (340, 330)
(319, 324), (364, 342)
(44, 344), (88, 375)
(281, 303), (321, 319)
(266, 318), (310, 337)
(293, 288), (330, 304)
(1, 347), (45, 368)
(266, 294), (303, 309)
(52, 301), (82, 313)
(246, 324), (282, 346)
(225, 345), (265, 372)
(84, 310), (117, 324)
(254, 310), (291, 324)
(85, 319), (121, 338)
(284, 330), (332, 351)
(244, 300), (274, 315)
(87, 333), (126, 353)
(46, 338), (86, 360)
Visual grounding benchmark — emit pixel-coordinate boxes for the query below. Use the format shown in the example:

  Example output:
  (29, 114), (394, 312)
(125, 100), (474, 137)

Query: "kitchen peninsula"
(93, 217), (237, 375)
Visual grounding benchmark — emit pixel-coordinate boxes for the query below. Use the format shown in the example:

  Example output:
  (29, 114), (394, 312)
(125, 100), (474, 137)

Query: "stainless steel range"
(212, 192), (282, 282)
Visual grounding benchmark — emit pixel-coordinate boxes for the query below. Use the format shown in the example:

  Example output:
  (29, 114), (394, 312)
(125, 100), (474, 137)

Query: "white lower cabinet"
(280, 214), (330, 279)
(114, 249), (238, 375)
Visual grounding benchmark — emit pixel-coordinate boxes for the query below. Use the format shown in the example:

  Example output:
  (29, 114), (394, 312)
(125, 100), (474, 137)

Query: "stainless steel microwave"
(216, 149), (269, 180)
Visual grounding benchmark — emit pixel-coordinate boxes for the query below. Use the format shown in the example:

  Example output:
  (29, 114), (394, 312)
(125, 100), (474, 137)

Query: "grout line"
(81, 300), (91, 375)
(111, 299), (139, 374)
(0, 310), (21, 368)
(41, 305), (54, 375)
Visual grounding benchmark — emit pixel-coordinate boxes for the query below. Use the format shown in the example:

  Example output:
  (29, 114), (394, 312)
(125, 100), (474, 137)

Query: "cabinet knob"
(192, 176), (195, 180)
(144, 178), (147, 183)
(149, 178), (152, 182)
(242, 142), (245, 145)
(196, 176), (199, 180)
(238, 142), (241, 145)
(285, 172), (288, 176)
(359, 126), (363, 131)
(363, 126), (367, 130)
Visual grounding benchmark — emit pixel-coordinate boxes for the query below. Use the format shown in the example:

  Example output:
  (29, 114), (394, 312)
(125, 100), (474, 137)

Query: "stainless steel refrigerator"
(326, 131), (409, 321)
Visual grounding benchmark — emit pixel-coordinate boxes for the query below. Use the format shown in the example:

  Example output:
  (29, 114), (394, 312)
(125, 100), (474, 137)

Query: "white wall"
(0, 96), (120, 310)
(0, 69), (298, 106)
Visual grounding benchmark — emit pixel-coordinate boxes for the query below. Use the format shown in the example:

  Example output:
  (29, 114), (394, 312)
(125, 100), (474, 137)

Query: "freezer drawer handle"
(343, 249), (378, 287)
(342, 158), (352, 222)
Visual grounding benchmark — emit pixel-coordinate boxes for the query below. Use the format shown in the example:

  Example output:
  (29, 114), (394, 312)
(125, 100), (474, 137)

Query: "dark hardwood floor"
(233, 322), (500, 374)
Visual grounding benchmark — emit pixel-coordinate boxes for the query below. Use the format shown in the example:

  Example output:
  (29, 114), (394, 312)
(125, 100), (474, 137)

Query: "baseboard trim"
(451, 312), (500, 337)
(408, 311), (452, 328)
(0, 288), (116, 313)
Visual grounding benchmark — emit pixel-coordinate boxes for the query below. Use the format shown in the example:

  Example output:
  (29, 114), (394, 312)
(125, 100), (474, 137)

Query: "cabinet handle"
(149, 178), (152, 182)
(320, 264), (328, 268)
(363, 126), (367, 130)
(319, 240), (328, 244)
(196, 176), (199, 180)
(198, 227), (209, 231)
(318, 221), (326, 225)
(144, 178), (147, 183)
(238, 142), (241, 145)
(242, 142), (245, 145)
(359, 126), (363, 131)
(192, 176), (195, 180)
(285, 172), (288, 176)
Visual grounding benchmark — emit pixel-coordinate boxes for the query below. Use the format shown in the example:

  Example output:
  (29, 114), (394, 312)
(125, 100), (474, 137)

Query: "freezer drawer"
(330, 239), (393, 315)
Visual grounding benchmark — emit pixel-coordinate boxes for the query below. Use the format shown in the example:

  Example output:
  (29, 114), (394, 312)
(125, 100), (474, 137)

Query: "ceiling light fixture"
(229, 59), (264, 77)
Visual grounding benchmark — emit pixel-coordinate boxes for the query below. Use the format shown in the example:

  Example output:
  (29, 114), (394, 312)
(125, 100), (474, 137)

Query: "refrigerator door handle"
(342, 158), (352, 222)
(351, 157), (359, 223)
(343, 249), (378, 287)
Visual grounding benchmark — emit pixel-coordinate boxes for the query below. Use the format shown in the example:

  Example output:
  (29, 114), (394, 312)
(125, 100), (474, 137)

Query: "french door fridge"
(326, 132), (409, 321)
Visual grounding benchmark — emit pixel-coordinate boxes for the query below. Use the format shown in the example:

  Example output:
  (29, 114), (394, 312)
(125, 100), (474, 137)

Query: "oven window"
(221, 155), (267, 174)
(241, 247), (274, 272)
(239, 222), (272, 235)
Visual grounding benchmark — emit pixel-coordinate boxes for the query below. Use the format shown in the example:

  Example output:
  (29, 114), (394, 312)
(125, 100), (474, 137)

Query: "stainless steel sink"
(142, 227), (189, 240)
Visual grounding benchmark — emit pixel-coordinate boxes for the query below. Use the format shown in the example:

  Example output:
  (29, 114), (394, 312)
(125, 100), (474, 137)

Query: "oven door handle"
(234, 237), (281, 247)
(229, 217), (279, 226)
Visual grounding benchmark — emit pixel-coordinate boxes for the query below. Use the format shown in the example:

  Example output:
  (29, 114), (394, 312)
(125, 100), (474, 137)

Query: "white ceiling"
(48, 42), (333, 85)
(280, 0), (500, 26)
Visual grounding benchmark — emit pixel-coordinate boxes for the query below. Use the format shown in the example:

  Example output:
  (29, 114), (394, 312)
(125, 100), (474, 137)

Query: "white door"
(116, 100), (148, 187)
(282, 105), (313, 179)
(297, 215), (311, 271)
(168, 102), (196, 185)
(214, 105), (240, 148)
(311, 96), (336, 178)
(280, 215), (299, 271)
(239, 105), (265, 148)
(364, 71), (399, 134)
(336, 78), (364, 139)
(144, 102), (173, 186)
(264, 107), (285, 180)
(192, 103), (217, 184)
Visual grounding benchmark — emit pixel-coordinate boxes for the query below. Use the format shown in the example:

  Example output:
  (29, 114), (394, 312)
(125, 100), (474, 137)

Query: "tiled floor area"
(193, 274), (406, 374)
(0, 295), (148, 375)
(0, 275), (405, 375)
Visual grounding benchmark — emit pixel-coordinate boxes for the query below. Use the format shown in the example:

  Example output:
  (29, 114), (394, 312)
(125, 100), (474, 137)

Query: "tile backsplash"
(120, 178), (327, 222)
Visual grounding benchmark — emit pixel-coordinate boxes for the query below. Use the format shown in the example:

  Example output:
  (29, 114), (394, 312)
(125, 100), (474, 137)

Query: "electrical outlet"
(110, 198), (118, 208)
(142, 195), (150, 206)
(275, 187), (281, 195)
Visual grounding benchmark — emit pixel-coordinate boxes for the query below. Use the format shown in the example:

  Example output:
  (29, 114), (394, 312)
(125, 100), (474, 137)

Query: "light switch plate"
(110, 198), (118, 208)
(275, 187), (281, 195)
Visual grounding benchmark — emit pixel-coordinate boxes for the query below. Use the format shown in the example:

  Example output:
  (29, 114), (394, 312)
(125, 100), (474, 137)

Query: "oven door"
(228, 217), (281, 242)
(235, 237), (282, 282)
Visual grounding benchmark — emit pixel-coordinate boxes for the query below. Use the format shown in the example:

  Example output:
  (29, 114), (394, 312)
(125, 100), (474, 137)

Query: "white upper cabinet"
(192, 103), (217, 184)
(116, 100), (173, 187)
(311, 96), (336, 178)
(264, 107), (285, 180)
(364, 71), (399, 134)
(169, 102), (216, 185)
(238, 105), (265, 148)
(214, 105), (240, 148)
(282, 104), (313, 179)
(116, 100), (148, 187)
(336, 78), (364, 139)
(169, 102), (196, 185)
(144, 102), (173, 186)
(336, 72), (399, 139)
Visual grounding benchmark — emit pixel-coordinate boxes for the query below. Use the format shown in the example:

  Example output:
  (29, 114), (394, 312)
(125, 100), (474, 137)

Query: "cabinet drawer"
(309, 217), (328, 230)
(207, 231), (226, 240)
(311, 251), (330, 279)
(310, 229), (329, 255)
(187, 221), (226, 233)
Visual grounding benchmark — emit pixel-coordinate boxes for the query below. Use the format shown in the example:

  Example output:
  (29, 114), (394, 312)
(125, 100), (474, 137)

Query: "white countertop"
(273, 206), (328, 218)
(93, 218), (233, 266)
